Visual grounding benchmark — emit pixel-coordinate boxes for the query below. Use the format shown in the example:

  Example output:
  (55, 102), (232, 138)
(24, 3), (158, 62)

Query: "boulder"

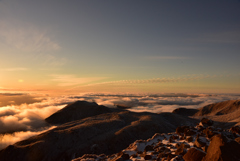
(235, 137), (240, 144)
(166, 153), (175, 161)
(120, 153), (130, 160)
(144, 154), (152, 160)
(184, 129), (196, 136)
(186, 136), (193, 142)
(176, 126), (189, 136)
(158, 152), (169, 158)
(194, 135), (207, 148)
(230, 126), (240, 135)
(168, 137), (174, 143)
(183, 148), (206, 161)
(175, 143), (188, 155)
(202, 134), (240, 161)
(203, 128), (217, 138)
(202, 145), (208, 152)
(144, 145), (154, 152)
(171, 135), (179, 140)
(111, 152), (129, 161)
(156, 146), (170, 153)
(200, 118), (213, 127)
(72, 154), (97, 161)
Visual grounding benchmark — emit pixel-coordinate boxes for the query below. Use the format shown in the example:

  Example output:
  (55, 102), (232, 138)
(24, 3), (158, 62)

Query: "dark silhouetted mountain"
(45, 101), (113, 124)
(172, 107), (199, 116)
(115, 104), (131, 109)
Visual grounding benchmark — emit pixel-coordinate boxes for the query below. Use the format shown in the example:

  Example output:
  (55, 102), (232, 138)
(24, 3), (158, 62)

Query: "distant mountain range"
(0, 100), (239, 161)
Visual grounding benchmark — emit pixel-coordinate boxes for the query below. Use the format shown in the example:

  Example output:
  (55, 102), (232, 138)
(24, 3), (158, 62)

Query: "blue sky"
(0, 0), (240, 94)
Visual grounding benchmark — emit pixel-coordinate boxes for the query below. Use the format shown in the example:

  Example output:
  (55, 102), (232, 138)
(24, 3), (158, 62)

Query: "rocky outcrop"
(73, 119), (240, 161)
(183, 148), (206, 161)
(235, 137), (240, 144)
(176, 125), (196, 136)
(200, 118), (214, 126)
(194, 135), (207, 148)
(175, 143), (189, 155)
(202, 134), (240, 161)
(230, 126), (240, 135)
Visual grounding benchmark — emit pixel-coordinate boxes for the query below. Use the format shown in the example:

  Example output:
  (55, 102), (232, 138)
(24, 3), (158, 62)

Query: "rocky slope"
(73, 118), (240, 161)
(0, 101), (197, 161)
(194, 100), (240, 116)
(172, 100), (240, 128)
(193, 100), (240, 128)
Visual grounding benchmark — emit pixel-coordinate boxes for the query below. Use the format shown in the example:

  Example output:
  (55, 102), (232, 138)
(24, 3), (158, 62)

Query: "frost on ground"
(73, 118), (240, 161)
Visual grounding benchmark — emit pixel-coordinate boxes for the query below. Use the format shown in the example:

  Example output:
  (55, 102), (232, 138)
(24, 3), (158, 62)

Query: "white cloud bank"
(87, 93), (240, 113)
(0, 126), (56, 150)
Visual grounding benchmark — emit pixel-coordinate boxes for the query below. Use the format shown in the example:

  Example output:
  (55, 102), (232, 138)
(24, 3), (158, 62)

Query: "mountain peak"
(45, 101), (112, 125)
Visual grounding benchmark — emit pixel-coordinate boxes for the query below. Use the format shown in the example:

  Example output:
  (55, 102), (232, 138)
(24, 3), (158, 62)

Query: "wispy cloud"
(145, 56), (191, 60)
(144, 56), (191, 60)
(42, 55), (67, 67)
(84, 74), (210, 87)
(51, 74), (108, 86)
(1, 68), (28, 72)
(0, 19), (65, 67)
(0, 20), (60, 52)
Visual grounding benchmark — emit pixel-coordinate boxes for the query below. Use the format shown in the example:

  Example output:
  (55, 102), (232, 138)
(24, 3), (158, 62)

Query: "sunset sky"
(0, 0), (240, 94)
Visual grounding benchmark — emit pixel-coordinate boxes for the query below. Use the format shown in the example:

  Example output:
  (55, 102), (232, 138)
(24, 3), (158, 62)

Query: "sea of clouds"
(0, 92), (239, 149)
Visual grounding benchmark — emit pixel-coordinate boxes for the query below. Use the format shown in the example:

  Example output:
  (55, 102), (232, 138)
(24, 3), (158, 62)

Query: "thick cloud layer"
(0, 92), (239, 149)
(87, 93), (240, 113)
(0, 126), (56, 150)
(0, 95), (80, 134)
(0, 93), (42, 107)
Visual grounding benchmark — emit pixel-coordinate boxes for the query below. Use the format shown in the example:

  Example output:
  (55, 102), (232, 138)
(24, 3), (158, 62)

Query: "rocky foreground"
(73, 118), (240, 161)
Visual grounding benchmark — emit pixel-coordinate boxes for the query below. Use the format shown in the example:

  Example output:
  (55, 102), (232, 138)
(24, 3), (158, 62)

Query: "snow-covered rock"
(73, 120), (240, 161)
